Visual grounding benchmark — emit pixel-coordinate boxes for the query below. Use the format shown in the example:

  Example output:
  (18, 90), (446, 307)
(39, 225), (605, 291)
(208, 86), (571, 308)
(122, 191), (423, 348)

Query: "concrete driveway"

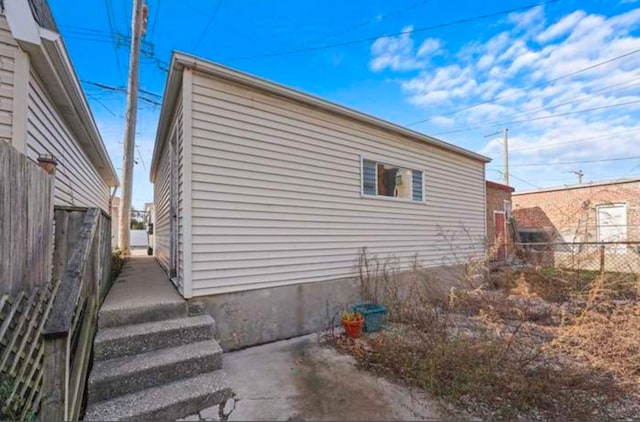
(218, 334), (442, 421)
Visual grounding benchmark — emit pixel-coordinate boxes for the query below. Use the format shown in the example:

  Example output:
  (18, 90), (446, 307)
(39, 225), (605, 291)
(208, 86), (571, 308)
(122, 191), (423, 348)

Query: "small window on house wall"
(362, 158), (424, 202)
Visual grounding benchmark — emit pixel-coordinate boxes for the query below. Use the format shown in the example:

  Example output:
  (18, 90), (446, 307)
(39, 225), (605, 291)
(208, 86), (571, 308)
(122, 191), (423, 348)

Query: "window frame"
(595, 203), (627, 243)
(359, 155), (425, 204)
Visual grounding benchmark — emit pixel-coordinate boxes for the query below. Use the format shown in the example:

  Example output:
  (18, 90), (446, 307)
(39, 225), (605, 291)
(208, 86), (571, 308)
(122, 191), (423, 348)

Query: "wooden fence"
(0, 206), (111, 420)
(0, 141), (55, 419)
(0, 281), (59, 420)
(0, 140), (53, 295)
(40, 207), (111, 421)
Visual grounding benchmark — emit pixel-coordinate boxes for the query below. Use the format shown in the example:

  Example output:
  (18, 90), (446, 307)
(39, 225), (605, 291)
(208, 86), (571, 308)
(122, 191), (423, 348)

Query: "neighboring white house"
(1, 0), (118, 212)
(150, 52), (489, 348)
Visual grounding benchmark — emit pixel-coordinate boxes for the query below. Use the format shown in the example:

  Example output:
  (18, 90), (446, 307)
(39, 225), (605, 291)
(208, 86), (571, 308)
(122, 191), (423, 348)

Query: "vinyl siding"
(26, 70), (110, 211)
(187, 72), (486, 296)
(177, 101), (185, 292)
(153, 92), (184, 293)
(0, 16), (16, 143)
(154, 144), (171, 275)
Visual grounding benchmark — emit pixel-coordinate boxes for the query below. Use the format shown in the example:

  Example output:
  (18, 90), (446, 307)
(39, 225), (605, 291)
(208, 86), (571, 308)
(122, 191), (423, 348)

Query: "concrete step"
(88, 340), (224, 403)
(94, 315), (216, 361)
(84, 369), (233, 421)
(98, 300), (188, 329)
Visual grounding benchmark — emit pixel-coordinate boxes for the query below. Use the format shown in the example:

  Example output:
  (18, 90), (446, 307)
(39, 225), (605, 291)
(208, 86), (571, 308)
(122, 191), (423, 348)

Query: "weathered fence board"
(0, 141), (53, 295)
(40, 207), (112, 421)
(0, 279), (59, 420)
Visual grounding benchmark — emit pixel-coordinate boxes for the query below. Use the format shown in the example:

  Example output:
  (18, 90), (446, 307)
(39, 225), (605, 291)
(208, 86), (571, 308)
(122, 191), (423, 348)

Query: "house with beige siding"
(1, 0), (118, 212)
(150, 52), (489, 349)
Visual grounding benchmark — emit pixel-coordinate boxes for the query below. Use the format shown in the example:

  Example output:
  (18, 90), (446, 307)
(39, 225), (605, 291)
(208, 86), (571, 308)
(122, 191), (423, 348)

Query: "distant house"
(149, 52), (490, 349)
(512, 178), (640, 244)
(1, 0), (118, 212)
(485, 180), (514, 261)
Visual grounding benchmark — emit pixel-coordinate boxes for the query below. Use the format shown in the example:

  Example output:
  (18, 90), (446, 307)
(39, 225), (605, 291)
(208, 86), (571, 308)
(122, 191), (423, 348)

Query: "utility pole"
(485, 128), (509, 185)
(502, 128), (509, 186)
(118, 0), (145, 250)
(570, 170), (584, 184)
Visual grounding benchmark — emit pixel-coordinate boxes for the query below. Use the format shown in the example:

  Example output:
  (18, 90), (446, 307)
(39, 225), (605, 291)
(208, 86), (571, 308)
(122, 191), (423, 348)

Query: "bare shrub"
(550, 273), (640, 385)
(328, 248), (633, 420)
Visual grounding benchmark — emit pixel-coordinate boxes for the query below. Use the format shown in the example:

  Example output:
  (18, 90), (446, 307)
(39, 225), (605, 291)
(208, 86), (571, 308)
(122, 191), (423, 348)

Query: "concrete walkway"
(216, 335), (443, 421)
(99, 256), (184, 327)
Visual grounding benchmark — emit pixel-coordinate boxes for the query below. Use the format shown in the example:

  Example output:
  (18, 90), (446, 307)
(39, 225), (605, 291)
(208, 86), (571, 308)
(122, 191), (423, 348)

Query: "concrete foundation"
(194, 276), (361, 350)
(193, 264), (470, 351)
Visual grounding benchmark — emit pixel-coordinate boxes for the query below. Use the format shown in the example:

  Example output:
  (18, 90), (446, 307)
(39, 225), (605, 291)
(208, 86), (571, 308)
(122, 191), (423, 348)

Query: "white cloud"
(417, 38), (441, 57)
(508, 5), (546, 35)
(536, 10), (586, 43)
(369, 6), (640, 188)
(369, 26), (442, 72)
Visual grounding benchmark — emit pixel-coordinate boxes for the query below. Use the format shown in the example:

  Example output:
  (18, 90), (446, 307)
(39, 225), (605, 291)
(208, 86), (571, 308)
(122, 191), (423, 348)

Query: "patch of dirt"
(289, 341), (442, 421)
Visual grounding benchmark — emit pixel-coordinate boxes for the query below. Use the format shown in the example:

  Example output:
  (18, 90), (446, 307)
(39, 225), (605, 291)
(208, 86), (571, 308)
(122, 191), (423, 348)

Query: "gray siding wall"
(177, 101), (185, 292)
(0, 16), (16, 143)
(187, 72), (486, 296)
(154, 146), (171, 274)
(153, 93), (184, 293)
(26, 69), (110, 212)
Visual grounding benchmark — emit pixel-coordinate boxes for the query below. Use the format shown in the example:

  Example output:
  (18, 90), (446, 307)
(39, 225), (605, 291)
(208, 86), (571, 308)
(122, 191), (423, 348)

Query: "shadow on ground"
(222, 334), (441, 421)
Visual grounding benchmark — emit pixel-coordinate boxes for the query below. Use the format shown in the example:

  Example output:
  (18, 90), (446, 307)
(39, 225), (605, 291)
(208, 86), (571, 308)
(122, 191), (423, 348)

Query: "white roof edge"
(513, 177), (640, 195)
(150, 54), (185, 182)
(44, 36), (119, 186)
(5, 1), (119, 187)
(150, 51), (490, 179)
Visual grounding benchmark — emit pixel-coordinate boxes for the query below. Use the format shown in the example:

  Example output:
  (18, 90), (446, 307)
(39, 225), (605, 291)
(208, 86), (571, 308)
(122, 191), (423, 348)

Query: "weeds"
(326, 248), (639, 420)
(110, 248), (128, 282)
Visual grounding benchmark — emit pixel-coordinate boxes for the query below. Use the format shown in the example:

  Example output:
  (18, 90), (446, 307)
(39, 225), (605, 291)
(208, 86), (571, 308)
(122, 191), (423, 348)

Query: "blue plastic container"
(351, 303), (387, 332)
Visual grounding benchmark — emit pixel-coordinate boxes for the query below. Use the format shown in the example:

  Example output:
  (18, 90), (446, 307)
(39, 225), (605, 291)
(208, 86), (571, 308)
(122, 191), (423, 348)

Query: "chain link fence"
(514, 241), (640, 273)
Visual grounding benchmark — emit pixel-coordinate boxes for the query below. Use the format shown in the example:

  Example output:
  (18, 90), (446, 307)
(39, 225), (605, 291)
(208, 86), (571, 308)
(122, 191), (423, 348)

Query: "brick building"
(512, 178), (640, 243)
(486, 181), (515, 260)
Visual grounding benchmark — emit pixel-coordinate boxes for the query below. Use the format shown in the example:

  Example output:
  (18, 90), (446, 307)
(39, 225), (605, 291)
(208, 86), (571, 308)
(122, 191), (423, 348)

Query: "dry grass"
(326, 249), (640, 421)
(110, 248), (128, 282)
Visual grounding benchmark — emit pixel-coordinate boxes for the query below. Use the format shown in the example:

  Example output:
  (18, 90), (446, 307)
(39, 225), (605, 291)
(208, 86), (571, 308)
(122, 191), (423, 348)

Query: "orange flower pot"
(342, 316), (364, 338)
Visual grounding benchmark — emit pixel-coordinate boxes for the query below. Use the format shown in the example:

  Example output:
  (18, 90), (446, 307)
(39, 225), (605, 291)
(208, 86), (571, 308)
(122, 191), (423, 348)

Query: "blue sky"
(50, 0), (640, 209)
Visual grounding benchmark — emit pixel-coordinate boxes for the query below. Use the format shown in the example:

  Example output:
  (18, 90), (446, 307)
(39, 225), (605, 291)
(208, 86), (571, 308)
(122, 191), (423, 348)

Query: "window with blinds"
(362, 158), (424, 202)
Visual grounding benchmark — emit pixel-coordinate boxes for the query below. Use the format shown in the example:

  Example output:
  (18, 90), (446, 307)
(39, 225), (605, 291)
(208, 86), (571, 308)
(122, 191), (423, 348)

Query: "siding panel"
(154, 143), (171, 273)
(0, 16), (16, 142)
(188, 73), (486, 295)
(26, 70), (110, 211)
(153, 92), (184, 293)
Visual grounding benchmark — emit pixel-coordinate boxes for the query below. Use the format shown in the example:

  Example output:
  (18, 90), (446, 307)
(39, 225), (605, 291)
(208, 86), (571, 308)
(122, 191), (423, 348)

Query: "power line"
(82, 80), (162, 106)
(460, 76), (640, 132)
(149, 0), (161, 38)
(407, 47), (640, 127)
(490, 169), (541, 189)
(488, 155), (640, 168)
(224, 0), (558, 61)
(274, 0), (432, 56)
(86, 94), (119, 117)
(135, 145), (147, 171)
(510, 127), (640, 152)
(104, 0), (126, 85)
(434, 98), (640, 136)
(193, 0), (225, 53)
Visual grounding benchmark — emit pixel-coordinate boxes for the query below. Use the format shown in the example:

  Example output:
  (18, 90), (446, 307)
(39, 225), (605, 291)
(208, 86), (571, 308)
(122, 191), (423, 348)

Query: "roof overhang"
(150, 55), (185, 182)
(150, 51), (491, 181)
(5, 0), (119, 187)
(486, 180), (515, 193)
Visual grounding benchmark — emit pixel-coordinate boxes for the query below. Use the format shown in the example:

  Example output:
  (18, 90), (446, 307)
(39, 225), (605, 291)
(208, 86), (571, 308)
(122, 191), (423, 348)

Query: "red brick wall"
(512, 180), (640, 242)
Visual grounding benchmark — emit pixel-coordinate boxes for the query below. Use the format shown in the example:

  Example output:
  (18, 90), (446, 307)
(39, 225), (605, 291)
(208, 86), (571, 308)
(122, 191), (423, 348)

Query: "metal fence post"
(599, 244), (605, 275)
